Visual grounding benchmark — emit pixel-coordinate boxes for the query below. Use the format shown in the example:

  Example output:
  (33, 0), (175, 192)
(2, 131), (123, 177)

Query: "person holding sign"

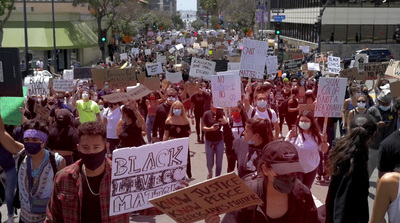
(45, 122), (129, 223)
(206, 141), (318, 223)
(326, 114), (377, 223)
(286, 110), (328, 189)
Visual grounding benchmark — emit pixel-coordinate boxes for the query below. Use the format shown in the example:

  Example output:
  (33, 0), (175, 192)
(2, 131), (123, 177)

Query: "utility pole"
(51, 0), (57, 73)
(317, 0), (332, 53)
(23, 0), (29, 76)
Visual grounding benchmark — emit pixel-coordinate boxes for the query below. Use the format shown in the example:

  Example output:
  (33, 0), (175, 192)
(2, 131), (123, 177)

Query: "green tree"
(219, 0), (256, 33)
(0, 0), (15, 47)
(191, 19), (203, 30)
(171, 12), (184, 30)
(112, 0), (148, 39)
(210, 16), (219, 30)
(200, 0), (219, 29)
(72, 0), (122, 59)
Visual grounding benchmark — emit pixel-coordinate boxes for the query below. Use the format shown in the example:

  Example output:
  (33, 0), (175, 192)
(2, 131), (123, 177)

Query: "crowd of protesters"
(0, 29), (399, 223)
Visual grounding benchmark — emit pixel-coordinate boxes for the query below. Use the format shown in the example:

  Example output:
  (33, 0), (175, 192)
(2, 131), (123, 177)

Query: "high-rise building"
(148, 0), (177, 14)
(270, 0), (400, 58)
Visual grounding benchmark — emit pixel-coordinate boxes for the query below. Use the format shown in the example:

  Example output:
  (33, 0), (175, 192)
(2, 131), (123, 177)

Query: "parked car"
(343, 48), (394, 69)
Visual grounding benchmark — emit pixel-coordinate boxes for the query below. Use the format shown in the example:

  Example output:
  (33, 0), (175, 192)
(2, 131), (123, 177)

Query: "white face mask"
(357, 102), (366, 109)
(82, 93), (89, 99)
(299, 122), (311, 130)
(167, 97), (176, 103)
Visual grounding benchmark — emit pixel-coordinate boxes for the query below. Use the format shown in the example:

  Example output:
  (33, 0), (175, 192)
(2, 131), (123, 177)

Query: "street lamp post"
(317, 0), (332, 53)
(23, 0), (29, 76)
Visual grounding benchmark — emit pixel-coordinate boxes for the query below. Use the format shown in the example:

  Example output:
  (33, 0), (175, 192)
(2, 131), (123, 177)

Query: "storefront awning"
(2, 21), (98, 50)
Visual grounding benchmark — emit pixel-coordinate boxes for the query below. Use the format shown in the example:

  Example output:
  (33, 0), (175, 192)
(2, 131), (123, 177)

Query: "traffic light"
(101, 29), (106, 42)
(275, 23), (281, 35)
(153, 23), (157, 30)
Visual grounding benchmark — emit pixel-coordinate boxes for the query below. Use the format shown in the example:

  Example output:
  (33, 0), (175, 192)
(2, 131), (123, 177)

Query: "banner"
(362, 62), (389, 80)
(52, 79), (75, 92)
(0, 87), (28, 125)
(145, 63), (163, 76)
(284, 59), (302, 71)
(23, 76), (51, 96)
(110, 138), (189, 216)
(92, 68), (137, 89)
(127, 84), (153, 101)
(189, 58), (216, 79)
(315, 77), (347, 118)
(239, 39), (268, 78)
(385, 60), (400, 79)
(210, 74), (241, 108)
(286, 50), (303, 60)
(266, 56), (278, 74)
(149, 172), (263, 223)
(166, 71), (183, 84)
(354, 54), (369, 72)
(73, 67), (92, 79)
(327, 56), (340, 74)
(101, 92), (133, 103)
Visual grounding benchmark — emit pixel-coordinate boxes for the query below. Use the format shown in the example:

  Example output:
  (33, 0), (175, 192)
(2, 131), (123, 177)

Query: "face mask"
(48, 102), (55, 106)
(122, 117), (127, 123)
(24, 142), (42, 155)
(82, 93), (89, 99)
(150, 96), (156, 100)
(292, 82), (297, 86)
(98, 105), (104, 110)
(357, 102), (366, 109)
(379, 105), (391, 111)
(363, 90), (368, 95)
(299, 122), (311, 130)
(93, 87), (98, 91)
(104, 85), (109, 90)
(272, 174), (296, 194)
(232, 111), (240, 118)
(257, 100), (267, 109)
(202, 87), (206, 91)
(173, 109), (182, 116)
(167, 97), (176, 104)
(300, 81), (305, 86)
(79, 148), (106, 171)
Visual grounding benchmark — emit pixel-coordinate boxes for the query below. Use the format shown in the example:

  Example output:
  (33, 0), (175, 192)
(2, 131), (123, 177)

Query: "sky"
(177, 0), (197, 11)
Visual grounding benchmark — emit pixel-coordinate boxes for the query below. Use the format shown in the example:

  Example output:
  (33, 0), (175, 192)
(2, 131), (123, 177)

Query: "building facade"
(269, 0), (400, 58)
(148, 0), (177, 14)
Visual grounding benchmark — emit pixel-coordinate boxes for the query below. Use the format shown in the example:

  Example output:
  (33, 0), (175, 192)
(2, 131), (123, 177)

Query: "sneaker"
(207, 173), (212, 179)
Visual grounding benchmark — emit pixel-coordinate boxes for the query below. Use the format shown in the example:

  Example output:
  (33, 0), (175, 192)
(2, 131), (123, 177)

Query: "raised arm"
(0, 111), (24, 154)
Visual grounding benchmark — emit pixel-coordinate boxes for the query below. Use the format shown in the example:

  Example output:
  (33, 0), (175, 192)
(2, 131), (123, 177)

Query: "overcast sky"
(177, 0), (197, 11)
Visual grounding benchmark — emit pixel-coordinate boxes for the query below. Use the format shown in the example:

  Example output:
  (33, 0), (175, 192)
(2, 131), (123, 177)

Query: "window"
(334, 25), (347, 43)
(387, 25), (397, 43)
(360, 25), (373, 43)
(373, 25), (387, 43)
(321, 25), (334, 43)
(347, 25), (361, 43)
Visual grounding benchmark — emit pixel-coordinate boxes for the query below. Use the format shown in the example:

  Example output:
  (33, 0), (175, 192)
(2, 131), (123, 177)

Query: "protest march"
(1, 11), (400, 223)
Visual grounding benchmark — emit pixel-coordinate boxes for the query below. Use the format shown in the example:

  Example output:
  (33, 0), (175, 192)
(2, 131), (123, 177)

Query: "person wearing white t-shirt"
(244, 91), (280, 139)
(36, 58), (44, 69)
(103, 102), (121, 154)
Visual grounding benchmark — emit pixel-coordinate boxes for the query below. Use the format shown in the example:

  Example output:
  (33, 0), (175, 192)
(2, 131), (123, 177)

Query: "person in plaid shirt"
(45, 122), (129, 223)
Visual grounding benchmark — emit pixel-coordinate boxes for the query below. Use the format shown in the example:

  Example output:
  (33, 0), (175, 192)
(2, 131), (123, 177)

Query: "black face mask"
(79, 148), (106, 171)
(272, 174), (296, 194)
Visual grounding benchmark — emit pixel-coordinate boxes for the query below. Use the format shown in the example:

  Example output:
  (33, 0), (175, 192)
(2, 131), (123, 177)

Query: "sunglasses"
(357, 100), (366, 103)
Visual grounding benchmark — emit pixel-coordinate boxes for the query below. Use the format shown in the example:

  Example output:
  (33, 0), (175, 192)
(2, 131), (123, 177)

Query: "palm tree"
(200, 0), (219, 29)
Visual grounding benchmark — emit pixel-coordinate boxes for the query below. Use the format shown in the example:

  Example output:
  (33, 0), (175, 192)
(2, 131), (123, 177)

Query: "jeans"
(297, 168), (318, 189)
(146, 115), (155, 143)
(5, 167), (17, 217)
(194, 111), (203, 137)
(205, 140), (225, 177)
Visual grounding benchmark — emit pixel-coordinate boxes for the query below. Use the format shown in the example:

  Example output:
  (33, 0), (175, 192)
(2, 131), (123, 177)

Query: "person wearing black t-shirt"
(191, 86), (210, 143)
(152, 88), (179, 142)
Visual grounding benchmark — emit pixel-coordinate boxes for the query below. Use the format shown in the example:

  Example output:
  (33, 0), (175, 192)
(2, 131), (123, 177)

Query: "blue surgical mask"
(300, 81), (305, 86)
(24, 142), (42, 155)
(173, 109), (182, 116)
(104, 85), (109, 90)
(94, 87), (98, 91)
(379, 105), (391, 111)
(257, 100), (267, 108)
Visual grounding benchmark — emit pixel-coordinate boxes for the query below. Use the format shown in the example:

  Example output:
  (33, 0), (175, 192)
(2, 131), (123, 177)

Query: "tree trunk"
(207, 11), (209, 29)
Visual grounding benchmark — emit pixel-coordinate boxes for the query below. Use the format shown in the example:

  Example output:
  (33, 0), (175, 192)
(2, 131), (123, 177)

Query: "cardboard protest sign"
(200, 41), (208, 48)
(110, 138), (189, 215)
(166, 71), (183, 84)
(266, 56), (279, 74)
(149, 172), (263, 223)
(142, 77), (160, 92)
(189, 58), (216, 79)
(210, 74), (241, 107)
(101, 92), (133, 103)
(92, 68), (137, 89)
(0, 87), (28, 125)
(340, 67), (360, 80)
(385, 60), (400, 79)
(286, 50), (303, 60)
(299, 46), (310, 54)
(354, 54), (368, 72)
(145, 63), (163, 76)
(284, 59), (303, 71)
(23, 76), (51, 96)
(63, 69), (73, 80)
(157, 55), (167, 64)
(185, 82), (198, 96)
(362, 62), (389, 80)
(315, 77), (347, 118)
(239, 39), (268, 79)
(307, 63), (320, 71)
(228, 62), (240, 71)
(228, 57), (241, 63)
(299, 104), (315, 114)
(390, 81), (400, 98)
(73, 67), (92, 79)
(0, 48), (23, 97)
(126, 84), (153, 100)
(328, 56), (340, 74)
(52, 79), (75, 92)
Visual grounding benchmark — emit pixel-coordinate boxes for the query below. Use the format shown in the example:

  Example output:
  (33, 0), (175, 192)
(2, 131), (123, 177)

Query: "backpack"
(13, 150), (58, 209)
(251, 107), (275, 131)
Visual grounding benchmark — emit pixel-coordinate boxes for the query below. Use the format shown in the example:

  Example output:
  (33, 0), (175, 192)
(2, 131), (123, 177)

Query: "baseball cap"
(261, 141), (304, 175)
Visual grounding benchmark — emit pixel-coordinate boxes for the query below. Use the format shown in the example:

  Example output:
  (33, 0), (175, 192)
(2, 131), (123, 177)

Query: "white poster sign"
(189, 58), (216, 79)
(210, 74), (241, 107)
(228, 62), (240, 71)
(120, 53), (128, 61)
(166, 71), (182, 84)
(193, 43), (200, 50)
(239, 38), (268, 78)
(315, 77), (348, 118)
(145, 63), (163, 76)
(175, 44), (184, 51)
(63, 69), (74, 80)
(299, 46), (310, 54)
(145, 49), (152, 56)
(385, 59), (400, 79)
(165, 39), (172, 45)
(23, 76), (50, 96)
(52, 79), (75, 92)
(157, 55), (167, 64)
(169, 47), (175, 54)
(354, 54), (369, 72)
(131, 48), (139, 55)
(328, 56), (341, 74)
(307, 63), (320, 71)
(266, 56), (279, 74)
(110, 138), (189, 216)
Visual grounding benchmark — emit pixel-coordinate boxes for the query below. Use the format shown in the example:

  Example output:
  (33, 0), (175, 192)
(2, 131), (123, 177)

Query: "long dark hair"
(328, 114), (377, 176)
(296, 110), (322, 145)
(246, 118), (274, 147)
